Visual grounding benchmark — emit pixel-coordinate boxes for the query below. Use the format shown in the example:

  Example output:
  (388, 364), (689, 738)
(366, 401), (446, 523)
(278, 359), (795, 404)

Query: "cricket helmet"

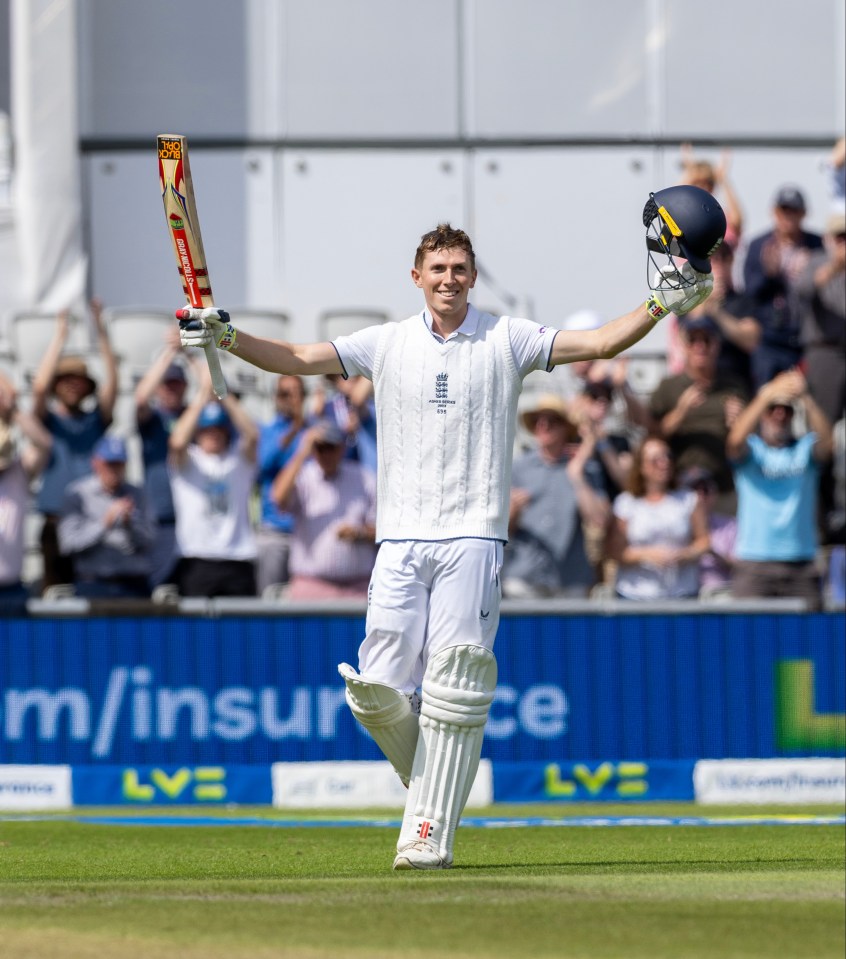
(643, 185), (727, 291)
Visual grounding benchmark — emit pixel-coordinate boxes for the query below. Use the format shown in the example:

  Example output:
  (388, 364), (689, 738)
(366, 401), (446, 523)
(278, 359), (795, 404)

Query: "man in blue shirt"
(726, 369), (833, 609)
(256, 374), (310, 594)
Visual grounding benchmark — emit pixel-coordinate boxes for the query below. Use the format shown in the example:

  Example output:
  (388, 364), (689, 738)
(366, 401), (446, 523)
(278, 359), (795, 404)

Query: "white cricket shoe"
(392, 840), (452, 871)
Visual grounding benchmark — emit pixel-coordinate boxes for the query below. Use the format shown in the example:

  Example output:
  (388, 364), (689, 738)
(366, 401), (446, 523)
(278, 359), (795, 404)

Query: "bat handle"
(204, 342), (228, 399)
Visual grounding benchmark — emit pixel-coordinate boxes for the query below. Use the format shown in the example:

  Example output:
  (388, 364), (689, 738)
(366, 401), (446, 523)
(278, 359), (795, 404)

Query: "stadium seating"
(8, 310), (89, 388)
(103, 308), (173, 392)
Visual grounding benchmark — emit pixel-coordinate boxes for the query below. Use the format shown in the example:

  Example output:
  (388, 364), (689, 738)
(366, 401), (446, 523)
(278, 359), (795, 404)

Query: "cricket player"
(178, 189), (725, 870)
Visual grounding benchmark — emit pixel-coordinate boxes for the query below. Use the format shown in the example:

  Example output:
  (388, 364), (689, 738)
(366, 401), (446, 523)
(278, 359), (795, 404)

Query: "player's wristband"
(645, 295), (670, 321)
(215, 324), (237, 351)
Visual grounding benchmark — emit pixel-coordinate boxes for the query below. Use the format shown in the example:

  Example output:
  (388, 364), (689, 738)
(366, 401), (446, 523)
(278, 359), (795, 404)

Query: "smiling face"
(411, 246), (477, 329)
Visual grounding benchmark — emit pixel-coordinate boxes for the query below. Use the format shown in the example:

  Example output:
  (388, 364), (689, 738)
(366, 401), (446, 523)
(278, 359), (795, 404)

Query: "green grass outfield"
(1, 803), (843, 959)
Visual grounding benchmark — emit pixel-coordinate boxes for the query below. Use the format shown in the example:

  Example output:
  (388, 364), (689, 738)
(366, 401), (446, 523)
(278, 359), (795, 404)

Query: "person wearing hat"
(650, 311), (750, 514)
(168, 361), (259, 598)
(270, 418), (377, 599)
(502, 394), (608, 599)
(134, 328), (190, 587)
(57, 434), (156, 599)
(743, 184), (824, 388)
(0, 372), (53, 613)
(31, 302), (118, 592)
(726, 369), (833, 609)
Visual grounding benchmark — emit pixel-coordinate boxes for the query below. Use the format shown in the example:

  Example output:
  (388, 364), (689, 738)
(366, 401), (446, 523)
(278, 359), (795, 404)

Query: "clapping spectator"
(311, 373), (377, 472)
(134, 328), (189, 587)
(271, 419), (377, 600)
(502, 395), (609, 599)
(606, 436), (710, 600)
(743, 185), (823, 387)
(650, 314), (750, 514)
(168, 363), (259, 598)
(255, 374), (311, 595)
(726, 369), (833, 609)
(0, 373), (52, 613)
(31, 302), (117, 592)
(58, 436), (156, 599)
(572, 376), (634, 500)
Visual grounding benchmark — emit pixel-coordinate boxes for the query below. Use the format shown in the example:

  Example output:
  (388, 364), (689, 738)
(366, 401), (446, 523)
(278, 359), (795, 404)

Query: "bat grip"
(204, 342), (228, 399)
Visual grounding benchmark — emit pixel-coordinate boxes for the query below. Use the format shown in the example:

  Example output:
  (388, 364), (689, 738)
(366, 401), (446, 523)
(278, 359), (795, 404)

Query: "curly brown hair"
(414, 223), (476, 270)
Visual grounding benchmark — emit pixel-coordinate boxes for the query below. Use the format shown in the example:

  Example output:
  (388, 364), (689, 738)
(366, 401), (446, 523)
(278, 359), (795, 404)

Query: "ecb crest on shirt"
(429, 371), (455, 414)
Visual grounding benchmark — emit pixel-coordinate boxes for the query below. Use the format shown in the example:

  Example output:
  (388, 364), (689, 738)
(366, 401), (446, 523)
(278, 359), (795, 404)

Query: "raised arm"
(270, 424), (321, 509)
(550, 265), (713, 367)
(168, 377), (213, 466)
(31, 311), (70, 420)
(0, 374), (52, 479)
(220, 390), (259, 463)
(90, 298), (118, 425)
(801, 390), (833, 463)
(135, 327), (184, 421)
(177, 308), (343, 377)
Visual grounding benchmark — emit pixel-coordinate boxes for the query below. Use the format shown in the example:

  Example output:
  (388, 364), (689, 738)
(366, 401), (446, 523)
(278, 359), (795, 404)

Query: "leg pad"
(339, 663), (419, 786)
(394, 644), (496, 868)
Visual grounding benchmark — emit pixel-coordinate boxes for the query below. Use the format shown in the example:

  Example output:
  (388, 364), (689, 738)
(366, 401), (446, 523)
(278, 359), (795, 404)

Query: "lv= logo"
(122, 767), (227, 802)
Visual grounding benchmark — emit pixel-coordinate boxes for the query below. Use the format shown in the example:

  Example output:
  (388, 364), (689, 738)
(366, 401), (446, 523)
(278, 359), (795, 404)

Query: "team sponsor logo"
(544, 761), (649, 799)
(122, 766), (227, 802)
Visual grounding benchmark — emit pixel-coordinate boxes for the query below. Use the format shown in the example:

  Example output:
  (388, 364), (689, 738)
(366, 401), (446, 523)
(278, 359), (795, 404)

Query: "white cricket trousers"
(357, 538), (504, 694)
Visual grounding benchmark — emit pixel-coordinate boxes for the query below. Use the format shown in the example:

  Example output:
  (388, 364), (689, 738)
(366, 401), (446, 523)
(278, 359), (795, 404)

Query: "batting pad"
(397, 644), (497, 863)
(338, 663), (420, 787)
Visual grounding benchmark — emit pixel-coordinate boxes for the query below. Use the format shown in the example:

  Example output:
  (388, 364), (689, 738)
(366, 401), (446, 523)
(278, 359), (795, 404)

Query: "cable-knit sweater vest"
(372, 312), (521, 542)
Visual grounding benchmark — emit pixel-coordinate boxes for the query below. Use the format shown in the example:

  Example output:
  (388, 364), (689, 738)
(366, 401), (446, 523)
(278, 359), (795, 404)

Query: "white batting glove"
(176, 307), (237, 351)
(645, 263), (714, 319)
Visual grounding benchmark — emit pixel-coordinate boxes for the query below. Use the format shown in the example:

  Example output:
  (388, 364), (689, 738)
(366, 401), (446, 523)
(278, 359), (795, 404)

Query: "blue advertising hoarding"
(1, 612), (843, 765)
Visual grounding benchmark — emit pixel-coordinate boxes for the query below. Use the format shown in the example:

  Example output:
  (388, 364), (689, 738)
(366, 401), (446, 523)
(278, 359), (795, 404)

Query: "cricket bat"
(157, 133), (227, 398)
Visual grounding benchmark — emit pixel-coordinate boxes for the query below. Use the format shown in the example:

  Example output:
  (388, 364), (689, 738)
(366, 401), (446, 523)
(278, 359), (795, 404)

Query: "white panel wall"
(82, 141), (838, 341)
(663, 0), (842, 136)
(78, 0), (249, 138)
(84, 151), (248, 309)
(278, 150), (466, 341)
(282, 0), (460, 138)
(472, 147), (660, 345)
(466, 0), (652, 136)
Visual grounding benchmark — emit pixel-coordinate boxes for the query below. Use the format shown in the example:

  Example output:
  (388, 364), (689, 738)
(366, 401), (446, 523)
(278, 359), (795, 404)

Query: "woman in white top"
(607, 436), (710, 600)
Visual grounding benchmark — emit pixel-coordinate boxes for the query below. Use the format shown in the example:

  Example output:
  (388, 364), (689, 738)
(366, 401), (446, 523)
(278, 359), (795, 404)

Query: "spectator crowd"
(1, 143), (844, 613)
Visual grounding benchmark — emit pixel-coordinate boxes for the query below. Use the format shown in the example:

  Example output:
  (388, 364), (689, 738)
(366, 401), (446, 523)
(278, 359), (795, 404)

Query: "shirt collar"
(421, 303), (480, 342)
